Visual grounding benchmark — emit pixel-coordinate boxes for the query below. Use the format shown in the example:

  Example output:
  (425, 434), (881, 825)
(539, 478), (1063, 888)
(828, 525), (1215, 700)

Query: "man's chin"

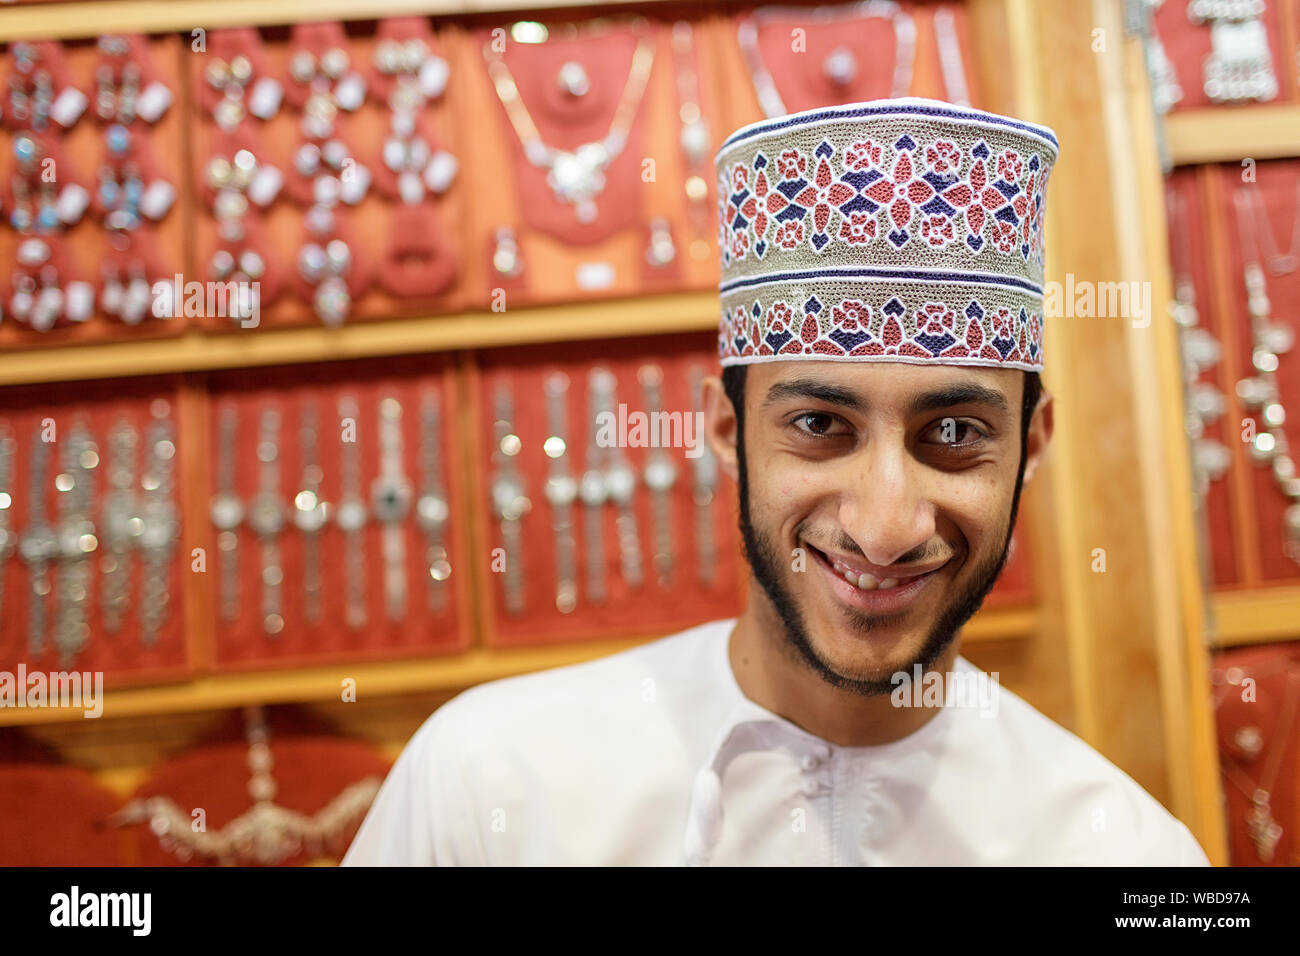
(804, 607), (944, 687)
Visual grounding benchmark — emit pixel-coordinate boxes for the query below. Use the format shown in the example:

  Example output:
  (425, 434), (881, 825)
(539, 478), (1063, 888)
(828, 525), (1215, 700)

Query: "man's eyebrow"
(762, 379), (868, 413)
(908, 383), (1010, 416)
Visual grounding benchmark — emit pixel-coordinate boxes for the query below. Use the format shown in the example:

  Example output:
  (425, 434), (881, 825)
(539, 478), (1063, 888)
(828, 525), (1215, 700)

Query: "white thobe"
(342, 618), (1210, 866)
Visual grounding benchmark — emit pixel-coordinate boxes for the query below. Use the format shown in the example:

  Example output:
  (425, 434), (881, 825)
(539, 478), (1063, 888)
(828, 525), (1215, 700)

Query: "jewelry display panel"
(203, 356), (470, 670)
(0, 377), (191, 684)
(716, 2), (983, 126)
(1167, 160), (1300, 587)
(1147, 0), (1297, 113)
(466, 13), (727, 306)
(1211, 642), (1300, 865)
(470, 334), (744, 646)
(0, 34), (186, 349)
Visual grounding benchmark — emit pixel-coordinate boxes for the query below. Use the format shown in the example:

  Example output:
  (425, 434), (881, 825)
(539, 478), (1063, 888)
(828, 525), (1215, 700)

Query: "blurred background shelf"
(1165, 105), (1300, 166)
(0, 291), (718, 385)
(0, 606), (1035, 727)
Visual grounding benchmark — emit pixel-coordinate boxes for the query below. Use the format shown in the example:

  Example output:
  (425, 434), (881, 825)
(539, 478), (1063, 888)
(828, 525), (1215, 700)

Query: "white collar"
(682, 622), (959, 865)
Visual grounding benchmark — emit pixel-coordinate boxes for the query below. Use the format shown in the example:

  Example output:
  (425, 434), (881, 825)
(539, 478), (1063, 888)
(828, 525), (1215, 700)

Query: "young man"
(344, 99), (1210, 866)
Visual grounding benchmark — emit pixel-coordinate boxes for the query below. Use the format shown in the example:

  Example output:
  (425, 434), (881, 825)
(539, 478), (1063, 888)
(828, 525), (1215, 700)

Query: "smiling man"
(343, 99), (1210, 866)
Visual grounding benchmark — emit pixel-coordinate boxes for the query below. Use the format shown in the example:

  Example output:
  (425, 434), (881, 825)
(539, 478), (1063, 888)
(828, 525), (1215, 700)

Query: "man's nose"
(836, 442), (937, 568)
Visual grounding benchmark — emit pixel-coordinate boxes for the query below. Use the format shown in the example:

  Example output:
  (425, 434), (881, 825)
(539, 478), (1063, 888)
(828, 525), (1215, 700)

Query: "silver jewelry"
(689, 364), (719, 586)
(483, 28), (656, 223)
(639, 365), (677, 587)
(247, 408), (286, 636)
(645, 217), (676, 269)
(1188, 0), (1278, 104)
(490, 383), (529, 615)
(416, 391), (452, 613)
(371, 397), (413, 622)
(18, 430), (58, 656)
(101, 418), (139, 635)
(210, 404), (244, 623)
(336, 396), (368, 630)
(290, 42), (369, 326)
(55, 421), (98, 666)
(0, 425), (16, 623)
(138, 402), (179, 646)
(738, 1), (916, 117)
(374, 36), (456, 204)
(580, 372), (610, 603)
(544, 372), (578, 613)
(491, 226), (524, 279)
(1233, 188), (1300, 564)
(595, 369), (643, 589)
(291, 402), (328, 624)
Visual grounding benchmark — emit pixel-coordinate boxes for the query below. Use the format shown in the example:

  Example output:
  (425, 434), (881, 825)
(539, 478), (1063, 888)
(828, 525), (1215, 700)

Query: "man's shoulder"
(955, 657), (1209, 864)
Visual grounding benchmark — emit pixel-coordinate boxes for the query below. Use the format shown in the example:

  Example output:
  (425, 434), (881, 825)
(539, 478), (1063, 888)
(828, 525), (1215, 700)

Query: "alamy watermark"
(1043, 272), (1152, 329)
(595, 404), (706, 459)
(150, 275), (261, 328)
(0, 665), (103, 718)
(890, 664), (1000, 718)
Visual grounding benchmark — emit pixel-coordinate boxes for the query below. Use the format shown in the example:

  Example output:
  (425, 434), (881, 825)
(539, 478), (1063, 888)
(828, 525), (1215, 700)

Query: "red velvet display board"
(1171, 161), (1300, 589)
(718, 0), (984, 123)
(0, 34), (188, 351)
(470, 333), (745, 646)
(1151, 0), (1299, 112)
(459, 14), (725, 309)
(203, 357), (472, 671)
(125, 707), (391, 867)
(1211, 641), (1300, 866)
(0, 376), (192, 687)
(188, 22), (470, 332)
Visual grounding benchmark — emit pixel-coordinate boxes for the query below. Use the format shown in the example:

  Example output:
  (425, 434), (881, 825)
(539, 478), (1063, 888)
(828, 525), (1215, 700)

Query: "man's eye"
(925, 418), (988, 447)
(791, 412), (841, 437)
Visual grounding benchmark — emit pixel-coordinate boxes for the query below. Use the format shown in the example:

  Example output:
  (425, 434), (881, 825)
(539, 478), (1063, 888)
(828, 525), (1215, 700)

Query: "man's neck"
(727, 598), (961, 748)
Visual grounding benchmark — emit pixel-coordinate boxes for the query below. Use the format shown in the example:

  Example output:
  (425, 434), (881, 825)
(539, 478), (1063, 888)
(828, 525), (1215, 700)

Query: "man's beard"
(736, 451), (1025, 697)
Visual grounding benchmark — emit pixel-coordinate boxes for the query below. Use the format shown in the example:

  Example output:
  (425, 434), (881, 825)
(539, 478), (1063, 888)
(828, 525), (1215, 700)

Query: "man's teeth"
(832, 559), (904, 591)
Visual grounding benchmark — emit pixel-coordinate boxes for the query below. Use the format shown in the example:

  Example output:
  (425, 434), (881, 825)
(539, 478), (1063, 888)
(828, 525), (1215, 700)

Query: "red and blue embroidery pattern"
(719, 134), (1049, 271)
(718, 292), (1044, 368)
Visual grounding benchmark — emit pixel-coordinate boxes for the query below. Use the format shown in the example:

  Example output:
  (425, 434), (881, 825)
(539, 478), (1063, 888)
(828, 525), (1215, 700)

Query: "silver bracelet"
(18, 430), (58, 657)
(138, 402), (179, 647)
(596, 369), (643, 589)
(55, 420), (97, 667)
(490, 382), (529, 615)
(580, 371), (609, 604)
(416, 391), (451, 613)
(371, 396), (413, 622)
(690, 364), (718, 585)
(291, 402), (328, 624)
(101, 418), (138, 634)
(246, 407), (285, 637)
(639, 365), (677, 587)
(209, 404), (244, 623)
(0, 425), (16, 623)
(336, 395), (368, 630)
(544, 371), (578, 613)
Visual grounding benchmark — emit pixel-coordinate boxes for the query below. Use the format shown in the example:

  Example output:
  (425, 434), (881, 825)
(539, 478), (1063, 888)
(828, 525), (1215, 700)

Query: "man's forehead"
(752, 359), (1021, 407)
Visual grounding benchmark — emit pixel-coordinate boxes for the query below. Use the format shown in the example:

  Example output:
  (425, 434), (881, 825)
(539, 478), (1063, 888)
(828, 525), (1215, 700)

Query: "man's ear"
(702, 374), (740, 481)
(1022, 387), (1053, 484)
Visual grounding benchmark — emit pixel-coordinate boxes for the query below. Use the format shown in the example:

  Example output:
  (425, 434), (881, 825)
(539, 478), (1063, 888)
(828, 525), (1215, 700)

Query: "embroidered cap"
(715, 97), (1058, 371)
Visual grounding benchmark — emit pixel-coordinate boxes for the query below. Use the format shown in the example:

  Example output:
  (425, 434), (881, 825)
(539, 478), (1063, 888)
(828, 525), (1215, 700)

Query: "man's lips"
(805, 542), (948, 614)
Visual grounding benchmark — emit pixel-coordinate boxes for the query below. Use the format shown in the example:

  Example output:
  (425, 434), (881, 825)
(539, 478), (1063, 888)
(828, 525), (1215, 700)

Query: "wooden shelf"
(0, 606), (1035, 726)
(0, 290), (718, 385)
(1166, 105), (1300, 166)
(1210, 587), (1300, 647)
(0, 0), (659, 41)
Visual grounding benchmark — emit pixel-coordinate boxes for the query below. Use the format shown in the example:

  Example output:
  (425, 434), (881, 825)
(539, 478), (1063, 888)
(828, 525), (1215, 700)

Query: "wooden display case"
(1, 0), (1268, 867)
